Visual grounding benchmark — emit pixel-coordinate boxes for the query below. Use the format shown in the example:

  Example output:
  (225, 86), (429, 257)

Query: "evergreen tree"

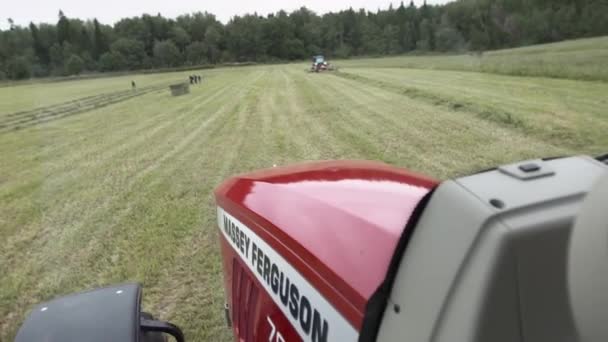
(57, 10), (71, 44)
(93, 19), (108, 59)
(29, 23), (49, 65)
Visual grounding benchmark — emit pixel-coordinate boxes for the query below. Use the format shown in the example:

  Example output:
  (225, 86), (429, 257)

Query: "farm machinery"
(310, 55), (336, 72)
(15, 154), (608, 342)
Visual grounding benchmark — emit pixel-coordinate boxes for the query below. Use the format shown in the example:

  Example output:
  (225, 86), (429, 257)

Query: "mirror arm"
(140, 318), (185, 342)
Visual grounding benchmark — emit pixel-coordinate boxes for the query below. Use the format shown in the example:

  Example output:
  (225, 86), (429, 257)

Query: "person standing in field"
(131, 81), (136, 91)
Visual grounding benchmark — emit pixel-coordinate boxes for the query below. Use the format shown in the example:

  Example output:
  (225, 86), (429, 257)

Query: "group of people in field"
(130, 74), (203, 91)
(189, 75), (203, 84)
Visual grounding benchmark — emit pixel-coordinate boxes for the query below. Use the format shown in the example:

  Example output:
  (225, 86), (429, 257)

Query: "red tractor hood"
(215, 160), (437, 333)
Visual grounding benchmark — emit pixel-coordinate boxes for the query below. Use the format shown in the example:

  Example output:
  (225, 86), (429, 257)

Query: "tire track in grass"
(271, 68), (312, 165)
(281, 67), (340, 162)
(244, 67), (308, 164)
(282, 68), (364, 160)
(268, 72), (291, 160)
(232, 67), (308, 168)
(257, 69), (278, 164)
(214, 70), (271, 173)
(279, 68), (348, 160)
(282, 69), (355, 158)
(292, 69), (400, 164)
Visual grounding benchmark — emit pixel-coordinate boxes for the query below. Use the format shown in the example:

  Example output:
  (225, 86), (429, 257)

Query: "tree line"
(1, 0), (607, 80)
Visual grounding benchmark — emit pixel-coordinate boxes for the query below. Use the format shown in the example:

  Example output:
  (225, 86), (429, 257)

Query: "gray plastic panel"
(458, 156), (603, 211)
(377, 156), (607, 342)
(15, 284), (140, 342)
(569, 172), (608, 341)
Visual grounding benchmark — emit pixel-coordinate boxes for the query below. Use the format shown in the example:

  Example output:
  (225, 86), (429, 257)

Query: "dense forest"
(1, 0), (607, 80)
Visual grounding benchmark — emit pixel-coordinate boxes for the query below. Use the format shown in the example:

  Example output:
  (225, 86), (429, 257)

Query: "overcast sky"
(1, 0), (451, 30)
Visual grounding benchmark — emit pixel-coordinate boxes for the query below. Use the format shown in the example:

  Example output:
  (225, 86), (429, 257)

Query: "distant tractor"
(310, 55), (335, 72)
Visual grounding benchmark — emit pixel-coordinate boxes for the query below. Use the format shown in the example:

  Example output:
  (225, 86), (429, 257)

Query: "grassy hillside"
(339, 36), (608, 81)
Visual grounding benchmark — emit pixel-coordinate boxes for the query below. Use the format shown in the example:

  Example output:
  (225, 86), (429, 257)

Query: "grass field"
(340, 36), (608, 82)
(1, 37), (607, 340)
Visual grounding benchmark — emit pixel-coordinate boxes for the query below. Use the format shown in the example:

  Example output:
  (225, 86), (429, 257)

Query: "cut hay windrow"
(0, 84), (168, 132)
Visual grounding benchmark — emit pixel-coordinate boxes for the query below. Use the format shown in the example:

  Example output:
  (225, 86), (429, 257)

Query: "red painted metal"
(216, 160), (437, 339)
(220, 235), (302, 342)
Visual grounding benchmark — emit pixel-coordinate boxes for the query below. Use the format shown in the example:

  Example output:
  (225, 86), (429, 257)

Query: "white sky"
(1, 0), (451, 30)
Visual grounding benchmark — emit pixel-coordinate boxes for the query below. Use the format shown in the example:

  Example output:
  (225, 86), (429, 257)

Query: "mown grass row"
(338, 36), (608, 82)
(335, 67), (608, 155)
(0, 84), (171, 132)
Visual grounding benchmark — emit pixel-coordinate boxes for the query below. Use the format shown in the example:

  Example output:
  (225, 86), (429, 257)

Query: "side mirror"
(15, 283), (184, 342)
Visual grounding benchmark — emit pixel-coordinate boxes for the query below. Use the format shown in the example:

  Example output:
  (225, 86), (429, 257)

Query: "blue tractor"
(311, 55), (334, 72)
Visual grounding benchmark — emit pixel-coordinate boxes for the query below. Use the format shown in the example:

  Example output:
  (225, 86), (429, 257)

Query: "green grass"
(339, 36), (608, 82)
(335, 68), (608, 153)
(0, 69), (228, 115)
(1, 40), (607, 340)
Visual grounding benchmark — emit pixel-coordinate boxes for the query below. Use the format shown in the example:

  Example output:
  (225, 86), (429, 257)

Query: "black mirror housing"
(15, 283), (184, 342)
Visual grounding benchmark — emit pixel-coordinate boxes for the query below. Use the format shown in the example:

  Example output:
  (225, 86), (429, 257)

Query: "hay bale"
(169, 83), (190, 96)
